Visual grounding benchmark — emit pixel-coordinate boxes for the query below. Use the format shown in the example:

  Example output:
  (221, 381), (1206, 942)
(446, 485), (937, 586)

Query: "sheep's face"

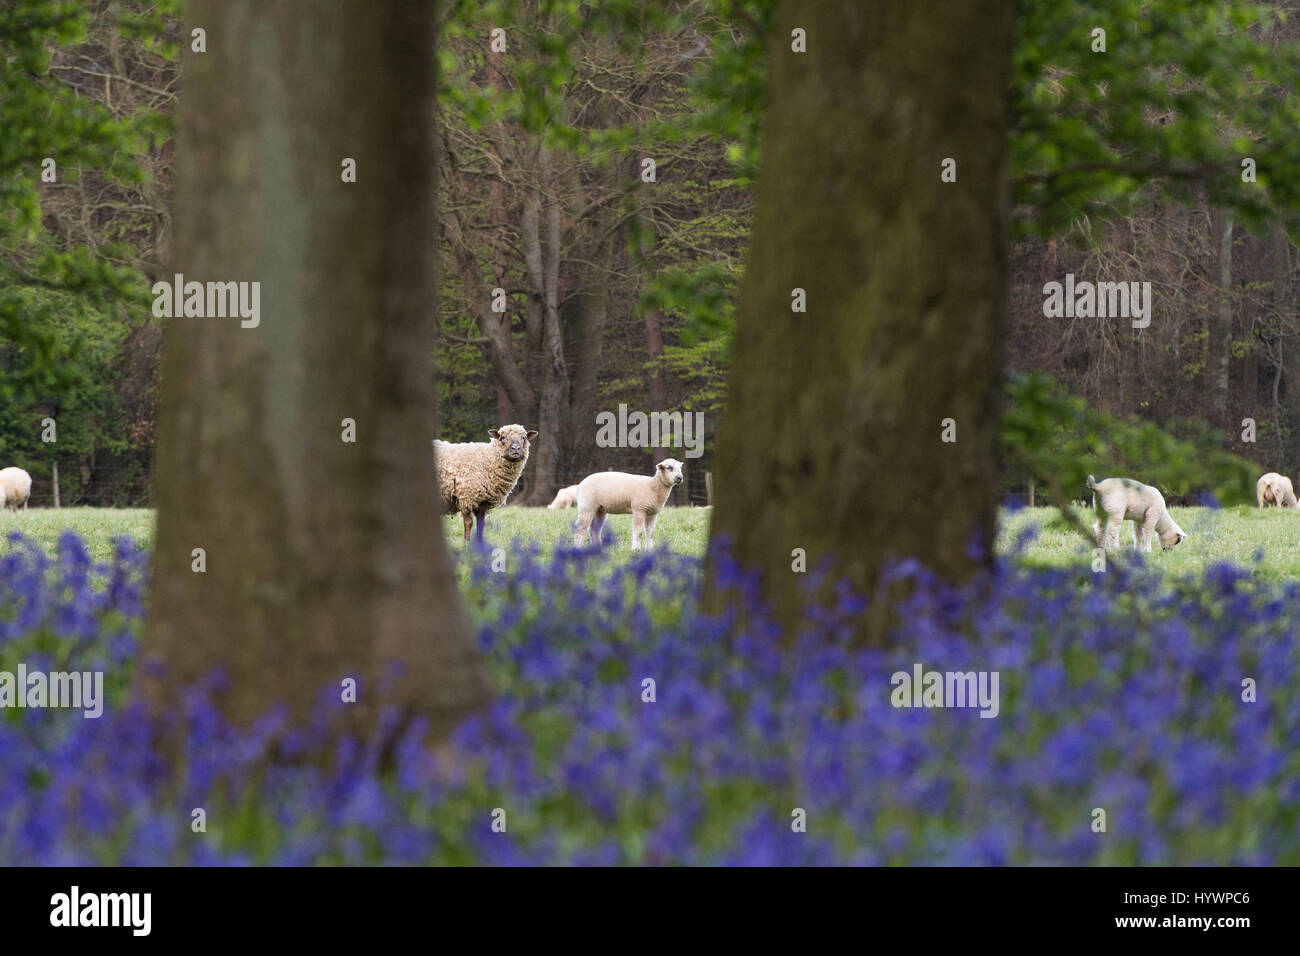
(489, 425), (538, 462)
(657, 458), (684, 486)
(1160, 526), (1187, 548)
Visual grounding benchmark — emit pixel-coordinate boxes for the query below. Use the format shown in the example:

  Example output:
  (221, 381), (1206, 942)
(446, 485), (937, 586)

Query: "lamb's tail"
(1086, 474), (1098, 490)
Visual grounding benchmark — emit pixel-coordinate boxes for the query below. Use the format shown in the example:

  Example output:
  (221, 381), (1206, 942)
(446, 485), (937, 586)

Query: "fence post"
(1028, 477), (1034, 508)
(52, 460), (60, 508)
(705, 471), (713, 507)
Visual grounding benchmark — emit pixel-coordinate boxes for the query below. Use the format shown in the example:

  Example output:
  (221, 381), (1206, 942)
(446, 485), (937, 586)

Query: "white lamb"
(1088, 474), (1186, 552)
(0, 467), (31, 511)
(1256, 472), (1297, 509)
(547, 485), (579, 509)
(573, 459), (684, 550)
(434, 425), (537, 543)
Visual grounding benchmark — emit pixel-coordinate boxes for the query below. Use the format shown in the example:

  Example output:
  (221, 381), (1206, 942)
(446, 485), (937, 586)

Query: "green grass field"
(10, 503), (1300, 580)
(0, 508), (155, 561)
(998, 504), (1300, 579)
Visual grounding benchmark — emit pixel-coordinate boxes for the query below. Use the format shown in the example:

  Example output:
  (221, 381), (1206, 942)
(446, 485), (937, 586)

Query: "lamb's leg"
(590, 511), (607, 549)
(474, 506), (488, 545)
(644, 513), (659, 550)
(1105, 515), (1123, 551)
(631, 512), (646, 550)
(461, 511), (473, 542)
(1140, 511), (1158, 552)
(574, 509), (593, 547)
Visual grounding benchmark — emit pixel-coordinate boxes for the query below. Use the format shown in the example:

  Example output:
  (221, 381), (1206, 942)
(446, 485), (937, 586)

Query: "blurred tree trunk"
(706, 0), (1014, 643)
(144, 0), (488, 740)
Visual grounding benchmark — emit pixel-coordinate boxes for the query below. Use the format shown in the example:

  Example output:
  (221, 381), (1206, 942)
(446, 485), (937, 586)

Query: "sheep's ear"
(657, 462), (665, 471)
(526, 430), (538, 441)
(488, 429), (499, 440)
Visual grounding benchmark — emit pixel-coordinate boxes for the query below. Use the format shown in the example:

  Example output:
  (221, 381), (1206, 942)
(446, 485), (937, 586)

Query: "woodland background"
(4, 0), (1300, 507)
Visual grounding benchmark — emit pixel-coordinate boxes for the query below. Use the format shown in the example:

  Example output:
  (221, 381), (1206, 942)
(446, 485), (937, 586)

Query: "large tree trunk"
(706, 0), (1014, 642)
(144, 0), (488, 741)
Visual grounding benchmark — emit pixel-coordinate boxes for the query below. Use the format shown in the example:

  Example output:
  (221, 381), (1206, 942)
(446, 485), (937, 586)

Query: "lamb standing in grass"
(1256, 472), (1297, 509)
(573, 459), (684, 550)
(434, 425), (537, 543)
(1088, 474), (1186, 552)
(547, 485), (579, 509)
(0, 467), (31, 511)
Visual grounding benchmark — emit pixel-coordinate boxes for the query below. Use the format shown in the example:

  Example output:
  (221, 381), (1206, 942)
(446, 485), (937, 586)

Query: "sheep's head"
(657, 458), (684, 487)
(489, 424), (537, 462)
(1159, 523), (1187, 548)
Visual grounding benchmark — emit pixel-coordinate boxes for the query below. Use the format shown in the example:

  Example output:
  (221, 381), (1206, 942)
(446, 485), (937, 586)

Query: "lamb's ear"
(526, 430), (538, 441)
(657, 462), (665, 471)
(488, 429), (499, 440)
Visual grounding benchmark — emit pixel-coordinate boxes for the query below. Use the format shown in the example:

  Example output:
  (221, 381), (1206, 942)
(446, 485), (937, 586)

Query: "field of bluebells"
(1, 526), (1298, 865)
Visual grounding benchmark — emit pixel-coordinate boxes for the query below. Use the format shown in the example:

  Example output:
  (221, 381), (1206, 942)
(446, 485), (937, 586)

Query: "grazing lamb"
(0, 467), (31, 511)
(434, 425), (537, 543)
(1256, 472), (1297, 509)
(547, 485), (579, 509)
(573, 459), (684, 551)
(1088, 474), (1186, 552)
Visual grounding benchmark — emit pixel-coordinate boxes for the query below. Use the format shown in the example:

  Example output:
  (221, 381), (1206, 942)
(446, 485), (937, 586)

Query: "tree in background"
(1008, 2), (1300, 468)
(0, 0), (177, 504)
(145, 0), (487, 738)
(435, 0), (756, 501)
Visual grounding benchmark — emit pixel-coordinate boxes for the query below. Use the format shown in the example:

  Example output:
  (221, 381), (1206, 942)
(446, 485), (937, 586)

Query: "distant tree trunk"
(705, 0), (1014, 642)
(1275, 226), (1299, 467)
(567, 234), (613, 478)
(488, 39), (513, 427)
(1208, 207), (1234, 428)
(644, 307), (666, 475)
(523, 148), (570, 503)
(145, 0), (488, 740)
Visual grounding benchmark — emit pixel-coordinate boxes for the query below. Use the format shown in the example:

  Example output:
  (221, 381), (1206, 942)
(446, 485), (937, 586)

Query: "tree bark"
(644, 307), (666, 475)
(705, 0), (1014, 642)
(144, 0), (488, 740)
(1208, 206), (1234, 428)
(1275, 225), (1299, 467)
(523, 148), (571, 502)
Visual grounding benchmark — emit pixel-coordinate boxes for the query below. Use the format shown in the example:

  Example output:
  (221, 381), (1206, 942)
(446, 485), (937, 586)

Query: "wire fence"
(12, 465), (716, 509)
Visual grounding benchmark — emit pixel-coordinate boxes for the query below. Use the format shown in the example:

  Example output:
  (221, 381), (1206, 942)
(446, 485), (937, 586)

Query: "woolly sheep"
(1256, 472), (1297, 509)
(434, 425), (537, 543)
(547, 485), (579, 509)
(573, 459), (684, 551)
(0, 467), (31, 511)
(1087, 474), (1186, 552)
